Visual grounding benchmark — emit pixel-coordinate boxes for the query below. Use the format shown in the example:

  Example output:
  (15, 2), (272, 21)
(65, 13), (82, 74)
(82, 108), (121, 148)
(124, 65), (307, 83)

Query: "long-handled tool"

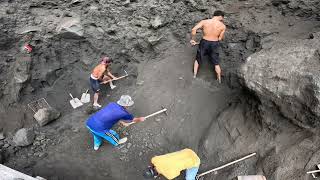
(80, 89), (90, 103)
(307, 164), (320, 178)
(237, 175), (266, 180)
(120, 106), (167, 133)
(69, 93), (83, 109)
(196, 153), (257, 180)
(100, 70), (129, 85)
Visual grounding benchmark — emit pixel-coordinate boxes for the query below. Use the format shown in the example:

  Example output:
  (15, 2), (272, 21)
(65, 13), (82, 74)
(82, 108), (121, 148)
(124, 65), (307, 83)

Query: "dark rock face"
(240, 36), (320, 129)
(34, 108), (61, 126)
(272, 0), (320, 19)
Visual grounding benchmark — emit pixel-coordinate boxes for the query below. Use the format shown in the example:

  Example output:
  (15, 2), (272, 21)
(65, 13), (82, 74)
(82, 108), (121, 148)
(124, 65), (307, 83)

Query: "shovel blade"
(70, 98), (83, 109)
(80, 93), (90, 103)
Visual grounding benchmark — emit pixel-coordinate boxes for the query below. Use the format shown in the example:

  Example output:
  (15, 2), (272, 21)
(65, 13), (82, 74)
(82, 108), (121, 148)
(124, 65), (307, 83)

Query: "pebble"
(38, 152), (47, 158)
(121, 148), (128, 153)
(33, 141), (41, 146)
(71, 127), (79, 132)
(136, 81), (144, 86)
(127, 143), (132, 149)
(120, 156), (125, 161)
(3, 144), (10, 148)
(179, 77), (184, 80)
(36, 135), (46, 141)
(155, 118), (161, 122)
(139, 152), (143, 156)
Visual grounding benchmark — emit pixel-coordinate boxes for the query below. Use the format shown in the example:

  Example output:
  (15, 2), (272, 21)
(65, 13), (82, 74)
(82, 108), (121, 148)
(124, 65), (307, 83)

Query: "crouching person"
(143, 149), (200, 180)
(86, 95), (145, 150)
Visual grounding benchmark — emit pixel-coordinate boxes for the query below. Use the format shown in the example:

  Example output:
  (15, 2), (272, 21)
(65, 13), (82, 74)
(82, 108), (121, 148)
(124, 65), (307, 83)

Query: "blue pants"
(186, 166), (199, 180)
(87, 126), (120, 147)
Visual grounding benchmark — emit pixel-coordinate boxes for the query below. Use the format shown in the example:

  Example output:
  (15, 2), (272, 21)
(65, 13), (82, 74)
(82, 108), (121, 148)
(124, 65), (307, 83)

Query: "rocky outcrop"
(272, 0), (320, 19)
(11, 54), (31, 102)
(240, 34), (320, 129)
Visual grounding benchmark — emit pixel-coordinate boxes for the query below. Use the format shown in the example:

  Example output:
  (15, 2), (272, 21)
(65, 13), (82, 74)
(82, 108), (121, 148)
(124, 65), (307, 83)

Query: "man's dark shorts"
(90, 77), (100, 93)
(196, 39), (220, 65)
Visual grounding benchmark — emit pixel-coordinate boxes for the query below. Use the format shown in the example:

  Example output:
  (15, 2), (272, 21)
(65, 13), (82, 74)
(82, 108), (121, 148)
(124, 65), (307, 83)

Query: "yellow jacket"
(151, 149), (200, 180)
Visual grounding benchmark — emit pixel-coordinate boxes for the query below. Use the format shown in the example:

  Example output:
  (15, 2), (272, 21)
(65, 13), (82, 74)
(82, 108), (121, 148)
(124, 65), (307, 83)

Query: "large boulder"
(56, 17), (84, 38)
(240, 36), (320, 129)
(34, 108), (61, 126)
(13, 128), (35, 147)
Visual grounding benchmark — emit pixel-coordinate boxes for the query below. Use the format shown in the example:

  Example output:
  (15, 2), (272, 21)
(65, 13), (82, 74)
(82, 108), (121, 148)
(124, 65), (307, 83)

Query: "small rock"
(179, 77), (184, 80)
(34, 108), (61, 126)
(38, 152), (47, 158)
(6, 7), (16, 14)
(36, 135), (46, 141)
(136, 81), (144, 86)
(121, 148), (128, 153)
(147, 36), (162, 46)
(3, 144), (10, 148)
(71, 127), (79, 132)
(13, 128), (35, 147)
(33, 141), (41, 146)
(150, 16), (164, 29)
(139, 152), (143, 156)
(127, 143), (132, 149)
(155, 118), (161, 122)
(119, 156), (125, 161)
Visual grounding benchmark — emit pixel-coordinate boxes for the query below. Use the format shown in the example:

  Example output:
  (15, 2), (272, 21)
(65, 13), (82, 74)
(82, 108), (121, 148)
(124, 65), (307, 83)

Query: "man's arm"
(106, 67), (118, 79)
(218, 26), (226, 41)
(119, 117), (145, 126)
(190, 21), (204, 45)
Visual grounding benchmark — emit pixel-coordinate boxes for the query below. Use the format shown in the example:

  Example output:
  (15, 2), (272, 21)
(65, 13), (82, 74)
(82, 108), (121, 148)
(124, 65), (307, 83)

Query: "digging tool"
(120, 106), (168, 134)
(80, 89), (90, 104)
(195, 153), (257, 180)
(307, 164), (320, 178)
(69, 93), (83, 109)
(237, 175), (266, 180)
(100, 70), (129, 84)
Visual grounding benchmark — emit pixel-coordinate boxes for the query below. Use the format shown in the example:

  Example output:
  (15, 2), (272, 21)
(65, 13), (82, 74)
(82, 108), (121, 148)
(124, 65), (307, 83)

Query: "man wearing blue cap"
(86, 95), (145, 150)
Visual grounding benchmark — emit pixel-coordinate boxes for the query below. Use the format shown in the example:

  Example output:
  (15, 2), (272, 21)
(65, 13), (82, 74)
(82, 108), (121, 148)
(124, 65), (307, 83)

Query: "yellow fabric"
(151, 149), (200, 180)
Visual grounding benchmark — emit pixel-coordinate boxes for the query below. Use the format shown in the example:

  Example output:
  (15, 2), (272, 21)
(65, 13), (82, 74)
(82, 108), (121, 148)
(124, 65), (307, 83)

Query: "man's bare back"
(190, 10), (226, 83)
(191, 18), (226, 43)
(201, 19), (226, 41)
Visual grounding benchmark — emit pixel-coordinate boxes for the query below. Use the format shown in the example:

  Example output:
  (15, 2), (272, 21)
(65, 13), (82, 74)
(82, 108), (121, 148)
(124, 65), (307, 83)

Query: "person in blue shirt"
(86, 95), (145, 150)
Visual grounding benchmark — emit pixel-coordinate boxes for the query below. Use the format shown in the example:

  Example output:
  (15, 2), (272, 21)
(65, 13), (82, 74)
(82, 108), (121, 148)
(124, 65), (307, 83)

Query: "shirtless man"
(190, 10), (226, 83)
(90, 57), (118, 108)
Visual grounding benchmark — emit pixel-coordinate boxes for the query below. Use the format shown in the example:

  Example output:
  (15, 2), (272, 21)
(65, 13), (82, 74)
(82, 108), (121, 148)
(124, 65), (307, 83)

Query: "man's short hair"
(213, 10), (225, 17)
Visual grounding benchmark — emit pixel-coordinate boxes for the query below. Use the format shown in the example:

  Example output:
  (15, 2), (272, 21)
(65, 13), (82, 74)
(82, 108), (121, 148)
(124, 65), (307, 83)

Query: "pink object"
(24, 44), (33, 53)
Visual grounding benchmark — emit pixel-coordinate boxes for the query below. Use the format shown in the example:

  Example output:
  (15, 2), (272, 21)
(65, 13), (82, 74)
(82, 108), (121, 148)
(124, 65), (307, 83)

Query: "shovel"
(100, 70), (129, 85)
(69, 93), (83, 109)
(80, 89), (90, 104)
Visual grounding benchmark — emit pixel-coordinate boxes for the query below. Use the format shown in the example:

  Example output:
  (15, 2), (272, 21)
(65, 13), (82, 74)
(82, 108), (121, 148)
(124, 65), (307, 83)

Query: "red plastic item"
(24, 44), (33, 53)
